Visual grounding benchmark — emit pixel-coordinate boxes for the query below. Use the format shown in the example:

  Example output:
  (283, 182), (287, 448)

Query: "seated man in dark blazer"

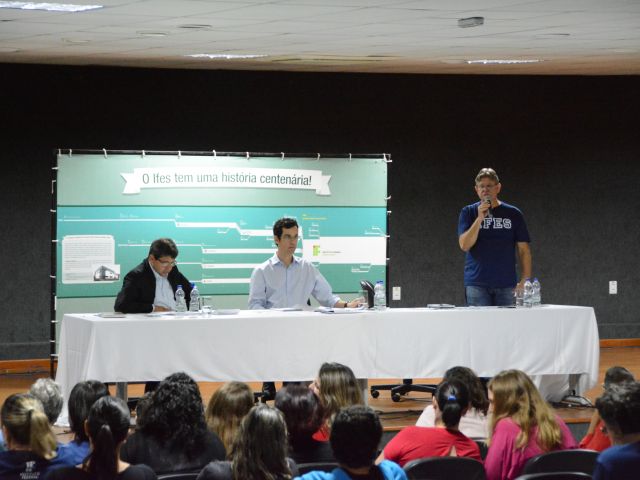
(114, 237), (192, 313)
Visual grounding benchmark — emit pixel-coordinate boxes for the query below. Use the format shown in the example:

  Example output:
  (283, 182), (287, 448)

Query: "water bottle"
(175, 284), (187, 312)
(523, 278), (533, 308)
(189, 282), (200, 312)
(374, 280), (387, 311)
(532, 278), (541, 307)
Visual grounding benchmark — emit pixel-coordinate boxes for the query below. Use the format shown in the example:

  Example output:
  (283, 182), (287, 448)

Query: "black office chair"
(474, 439), (488, 460)
(157, 473), (199, 480)
(297, 462), (339, 475)
(523, 449), (599, 476)
(370, 379), (437, 402)
(515, 473), (592, 480)
(403, 456), (486, 480)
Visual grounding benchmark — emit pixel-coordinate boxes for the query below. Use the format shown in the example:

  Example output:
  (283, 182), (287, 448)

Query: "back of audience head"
(488, 369), (561, 451)
(313, 362), (363, 422)
(596, 381), (640, 445)
(1, 393), (57, 460)
(330, 405), (382, 470)
(84, 396), (131, 480)
(444, 366), (489, 415)
(603, 365), (635, 390)
(142, 371), (208, 458)
(434, 379), (469, 429)
(29, 378), (63, 425)
(68, 380), (110, 443)
(205, 381), (254, 453)
(230, 404), (292, 480)
(275, 384), (325, 446)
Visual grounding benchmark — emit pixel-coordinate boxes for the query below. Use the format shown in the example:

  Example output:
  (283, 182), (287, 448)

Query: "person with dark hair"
(58, 380), (110, 464)
(416, 365), (490, 439)
(114, 238), (192, 313)
(299, 405), (406, 479)
(484, 370), (576, 480)
(0, 394), (75, 479)
(378, 380), (481, 467)
(197, 404), (297, 480)
(592, 381), (640, 480)
(275, 385), (335, 464)
(310, 362), (364, 441)
(248, 218), (360, 310)
(29, 378), (64, 426)
(47, 396), (157, 480)
(120, 372), (225, 475)
(458, 167), (532, 306)
(580, 366), (635, 451)
(205, 382), (254, 453)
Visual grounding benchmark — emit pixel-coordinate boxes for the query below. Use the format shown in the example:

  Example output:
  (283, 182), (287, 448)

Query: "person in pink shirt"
(377, 379), (482, 467)
(484, 370), (576, 480)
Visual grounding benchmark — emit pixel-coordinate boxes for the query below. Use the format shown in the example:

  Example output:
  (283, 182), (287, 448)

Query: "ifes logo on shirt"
(481, 217), (512, 229)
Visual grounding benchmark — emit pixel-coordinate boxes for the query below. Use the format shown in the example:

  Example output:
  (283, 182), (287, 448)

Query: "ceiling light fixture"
(458, 16), (484, 28)
(185, 53), (267, 60)
(466, 59), (542, 65)
(0, 1), (103, 12)
(178, 24), (212, 30)
(137, 31), (169, 37)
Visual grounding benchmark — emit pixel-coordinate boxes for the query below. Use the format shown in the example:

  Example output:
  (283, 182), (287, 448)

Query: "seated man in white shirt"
(249, 217), (360, 310)
(249, 217), (361, 400)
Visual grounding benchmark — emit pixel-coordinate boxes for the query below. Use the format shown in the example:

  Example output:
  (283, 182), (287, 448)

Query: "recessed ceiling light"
(466, 59), (542, 65)
(185, 53), (267, 60)
(137, 31), (169, 37)
(178, 24), (212, 30)
(0, 1), (103, 12)
(458, 16), (484, 28)
(62, 37), (91, 44)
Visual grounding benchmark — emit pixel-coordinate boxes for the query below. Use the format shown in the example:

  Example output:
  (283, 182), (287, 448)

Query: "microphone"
(484, 196), (493, 218)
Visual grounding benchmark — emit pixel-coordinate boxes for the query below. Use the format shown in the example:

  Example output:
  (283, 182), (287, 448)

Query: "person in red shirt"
(580, 366), (636, 451)
(377, 379), (482, 467)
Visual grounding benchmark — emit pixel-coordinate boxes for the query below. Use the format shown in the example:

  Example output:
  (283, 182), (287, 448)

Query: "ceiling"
(1, 0), (639, 75)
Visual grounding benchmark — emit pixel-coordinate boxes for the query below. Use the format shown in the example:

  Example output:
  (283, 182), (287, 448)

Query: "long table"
(55, 305), (599, 411)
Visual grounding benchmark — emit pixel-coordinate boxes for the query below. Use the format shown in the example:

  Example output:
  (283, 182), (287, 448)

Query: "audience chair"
(370, 379), (437, 402)
(523, 449), (599, 476)
(403, 456), (486, 480)
(474, 439), (488, 460)
(297, 462), (340, 475)
(515, 473), (592, 480)
(157, 474), (199, 480)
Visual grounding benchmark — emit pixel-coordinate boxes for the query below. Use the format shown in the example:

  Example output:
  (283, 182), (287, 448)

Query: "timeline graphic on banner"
(56, 153), (388, 303)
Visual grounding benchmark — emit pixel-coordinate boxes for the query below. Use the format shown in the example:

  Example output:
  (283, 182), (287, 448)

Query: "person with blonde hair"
(205, 382), (254, 453)
(484, 369), (576, 480)
(310, 362), (364, 440)
(0, 393), (75, 479)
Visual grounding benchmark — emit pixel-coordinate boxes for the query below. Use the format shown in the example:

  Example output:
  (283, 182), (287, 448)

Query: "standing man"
(249, 217), (360, 310)
(114, 237), (192, 313)
(458, 168), (532, 306)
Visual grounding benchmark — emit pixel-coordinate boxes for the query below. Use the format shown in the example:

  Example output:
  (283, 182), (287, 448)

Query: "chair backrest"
(523, 449), (599, 475)
(157, 473), (199, 480)
(515, 473), (593, 480)
(403, 456), (486, 480)
(474, 439), (489, 460)
(297, 462), (340, 475)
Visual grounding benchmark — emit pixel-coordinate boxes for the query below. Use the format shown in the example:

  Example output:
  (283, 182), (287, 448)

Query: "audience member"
(275, 384), (335, 464)
(205, 382), (254, 454)
(29, 378), (64, 426)
(298, 405), (407, 480)
(197, 404), (297, 480)
(47, 396), (157, 479)
(484, 369), (576, 480)
(58, 380), (110, 464)
(120, 372), (225, 474)
(592, 381), (640, 480)
(0, 393), (75, 479)
(580, 366), (635, 451)
(379, 380), (481, 466)
(416, 366), (490, 439)
(310, 362), (364, 441)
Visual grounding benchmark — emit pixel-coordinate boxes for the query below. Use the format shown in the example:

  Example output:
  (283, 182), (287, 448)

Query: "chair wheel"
(392, 393), (401, 402)
(370, 389), (380, 399)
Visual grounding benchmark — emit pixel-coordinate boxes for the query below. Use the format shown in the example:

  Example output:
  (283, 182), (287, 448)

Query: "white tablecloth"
(55, 305), (599, 407)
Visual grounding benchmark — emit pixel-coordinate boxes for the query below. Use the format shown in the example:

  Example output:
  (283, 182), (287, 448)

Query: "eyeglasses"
(477, 183), (498, 190)
(155, 259), (177, 267)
